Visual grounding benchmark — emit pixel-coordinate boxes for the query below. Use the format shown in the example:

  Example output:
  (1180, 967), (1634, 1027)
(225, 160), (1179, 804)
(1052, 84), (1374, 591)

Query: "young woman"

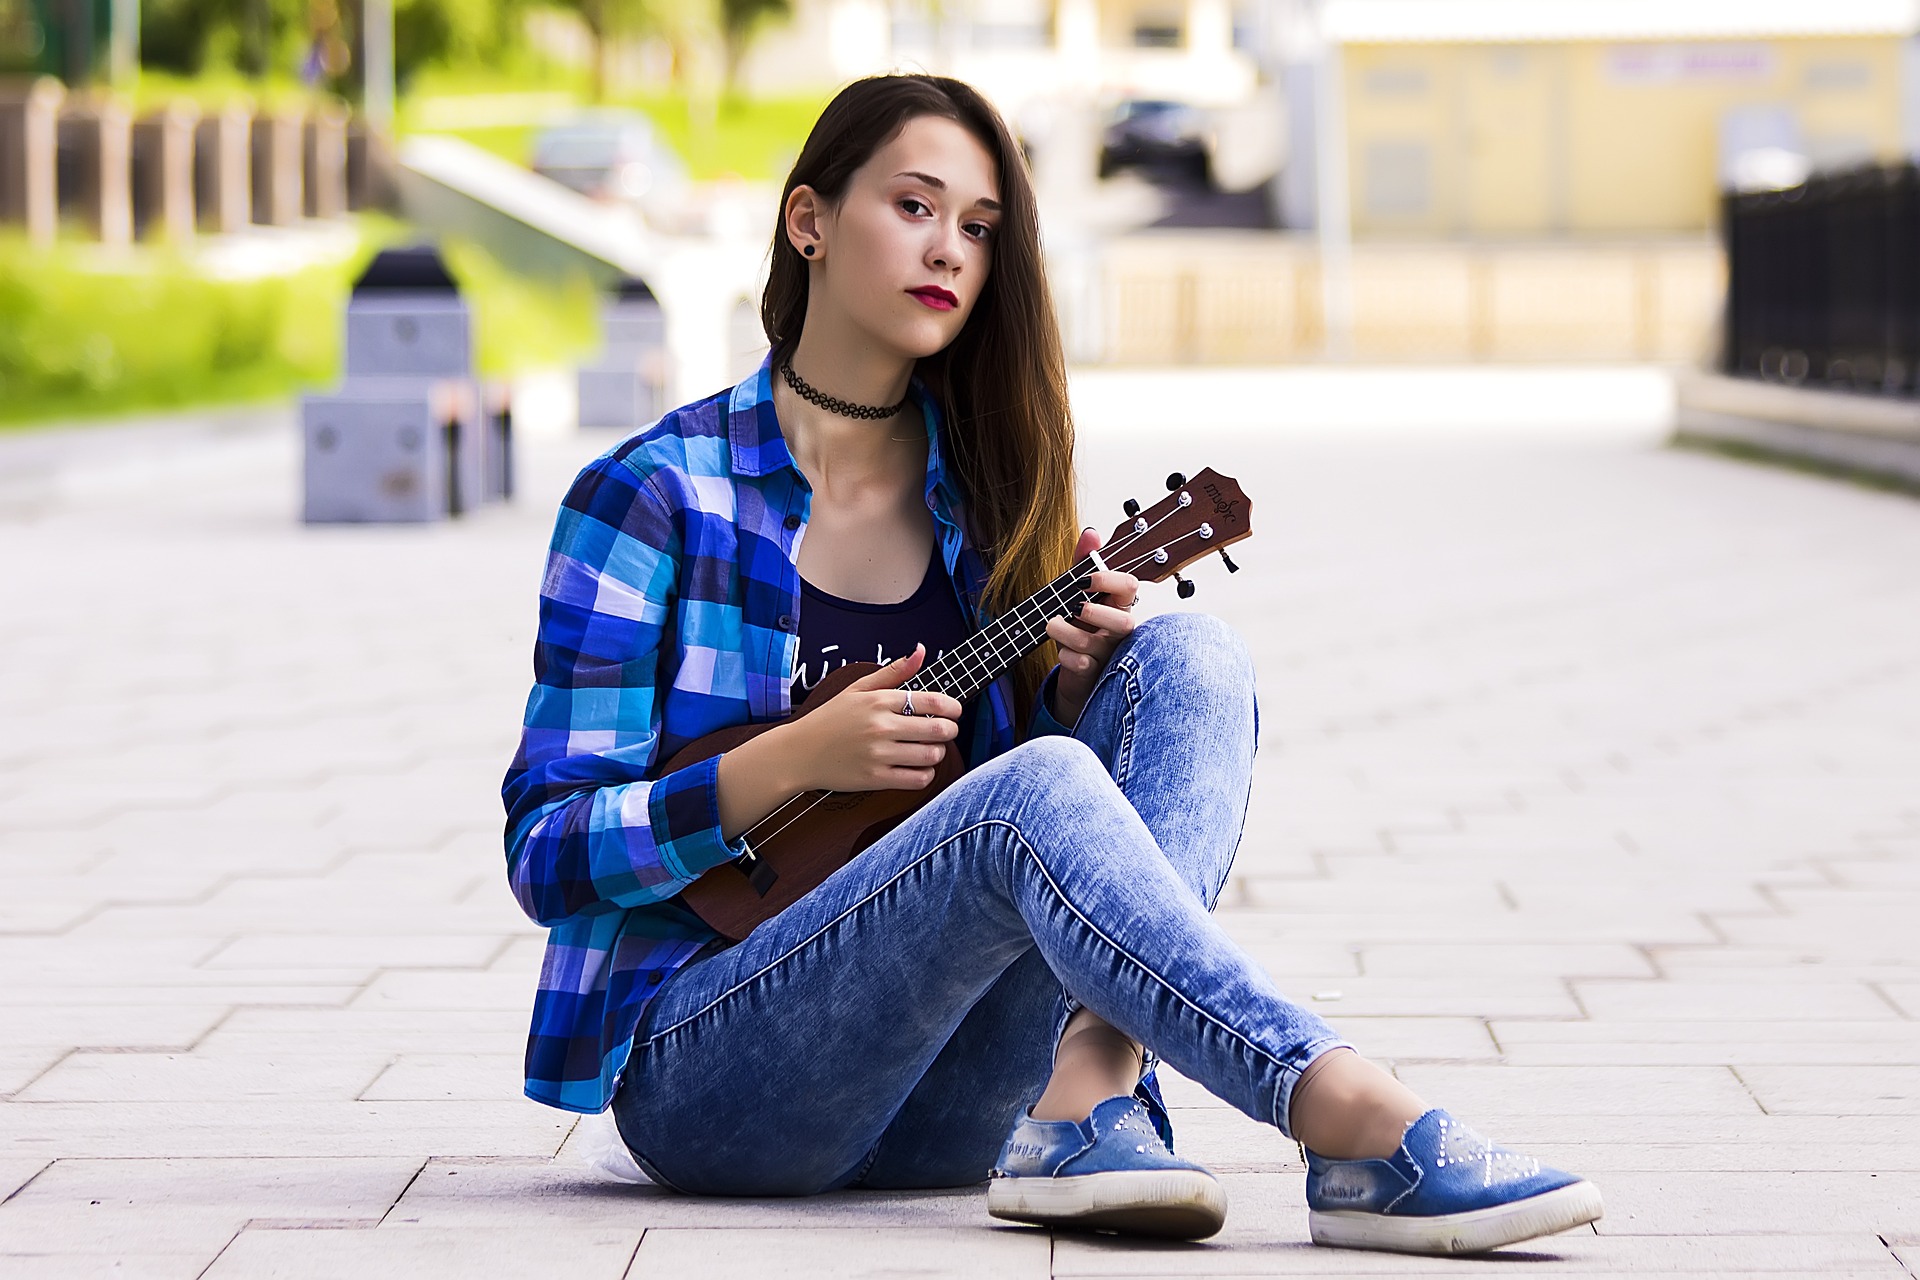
(504, 73), (1602, 1255)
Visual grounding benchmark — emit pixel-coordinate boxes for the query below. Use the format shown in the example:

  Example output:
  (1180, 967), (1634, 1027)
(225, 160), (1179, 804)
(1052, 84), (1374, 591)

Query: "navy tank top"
(793, 544), (981, 764)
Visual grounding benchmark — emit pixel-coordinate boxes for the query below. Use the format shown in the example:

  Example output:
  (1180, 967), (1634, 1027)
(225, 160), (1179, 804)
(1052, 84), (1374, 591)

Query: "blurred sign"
(1608, 43), (1775, 83)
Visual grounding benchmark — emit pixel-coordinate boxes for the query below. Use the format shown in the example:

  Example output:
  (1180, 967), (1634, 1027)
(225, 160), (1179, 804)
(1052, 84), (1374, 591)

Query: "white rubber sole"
(987, 1169), (1228, 1240)
(1309, 1180), (1604, 1256)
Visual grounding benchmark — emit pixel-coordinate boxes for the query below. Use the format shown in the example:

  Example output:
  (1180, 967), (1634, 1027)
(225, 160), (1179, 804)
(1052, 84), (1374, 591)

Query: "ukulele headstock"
(1102, 468), (1251, 584)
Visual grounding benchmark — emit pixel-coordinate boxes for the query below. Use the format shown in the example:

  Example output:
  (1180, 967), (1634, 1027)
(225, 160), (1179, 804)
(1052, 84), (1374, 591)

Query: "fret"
(903, 555), (1100, 704)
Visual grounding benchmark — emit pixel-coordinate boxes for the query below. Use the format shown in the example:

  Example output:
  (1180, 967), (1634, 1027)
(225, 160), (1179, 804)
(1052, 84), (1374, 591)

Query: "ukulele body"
(665, 661), (967, 942)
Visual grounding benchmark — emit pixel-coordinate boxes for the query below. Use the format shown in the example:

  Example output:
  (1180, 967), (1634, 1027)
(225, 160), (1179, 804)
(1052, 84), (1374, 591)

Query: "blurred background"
(2, 0), (1918, 440)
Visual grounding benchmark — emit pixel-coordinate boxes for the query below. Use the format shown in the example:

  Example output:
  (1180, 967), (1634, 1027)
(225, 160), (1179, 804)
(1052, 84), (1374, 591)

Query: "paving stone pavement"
(3, 383), (1918, 1277)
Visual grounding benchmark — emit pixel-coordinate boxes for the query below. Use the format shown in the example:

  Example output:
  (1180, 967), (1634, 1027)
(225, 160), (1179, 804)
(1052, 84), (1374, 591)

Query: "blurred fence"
(1065, 235), (1723, 366)
(0, 76), (382, 248)
(1724, 165), (1920, 395)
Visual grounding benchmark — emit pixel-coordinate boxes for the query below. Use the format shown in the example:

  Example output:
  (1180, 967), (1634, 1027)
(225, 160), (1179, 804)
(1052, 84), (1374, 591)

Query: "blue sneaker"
(1306, 1110), (1603, 1255)
(988, 1095), (1227, 1239)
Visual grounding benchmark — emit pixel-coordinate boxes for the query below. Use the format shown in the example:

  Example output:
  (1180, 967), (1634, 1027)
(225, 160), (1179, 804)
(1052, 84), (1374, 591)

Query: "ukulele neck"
(900, 553), (1102, 705)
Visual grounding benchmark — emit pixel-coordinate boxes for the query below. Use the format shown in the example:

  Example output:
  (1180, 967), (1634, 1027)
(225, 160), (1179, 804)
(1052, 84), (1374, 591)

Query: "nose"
(928, 218), (965, 273)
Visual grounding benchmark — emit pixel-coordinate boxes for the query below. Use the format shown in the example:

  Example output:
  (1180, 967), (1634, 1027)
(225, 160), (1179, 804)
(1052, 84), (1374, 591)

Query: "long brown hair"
(761, 74), (1077, 733)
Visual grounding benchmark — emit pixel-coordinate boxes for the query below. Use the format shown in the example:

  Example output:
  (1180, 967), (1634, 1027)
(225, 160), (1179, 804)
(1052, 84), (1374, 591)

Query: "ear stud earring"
(802, 245), (815, 257)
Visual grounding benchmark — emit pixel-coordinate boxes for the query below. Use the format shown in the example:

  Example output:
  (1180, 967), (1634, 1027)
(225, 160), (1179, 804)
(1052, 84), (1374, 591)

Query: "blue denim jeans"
(611, 612), (1349, 1194)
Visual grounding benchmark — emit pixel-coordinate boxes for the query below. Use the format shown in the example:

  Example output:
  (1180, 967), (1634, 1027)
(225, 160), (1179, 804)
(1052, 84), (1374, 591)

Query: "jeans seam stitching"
(1113, 660), (1140, 790)
(1003, 827), (1306, 1130)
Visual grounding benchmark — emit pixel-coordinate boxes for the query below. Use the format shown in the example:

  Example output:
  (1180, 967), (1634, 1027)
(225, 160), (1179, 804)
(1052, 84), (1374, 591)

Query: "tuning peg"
(1174, 572), (1196, 599)
(1218, 548), (1239, 574)
(1122, 497), (1140, 518)
(1165, 472), (1187, 491)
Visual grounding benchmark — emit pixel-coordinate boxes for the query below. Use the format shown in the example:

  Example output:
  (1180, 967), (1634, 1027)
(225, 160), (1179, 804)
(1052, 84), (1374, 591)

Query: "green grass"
(396, 65), (826, 181)
(0, 231), (366, 429)
(622, 90), (827, 182)
(129, 68), (336, 115)
(0, 218), (601, 430)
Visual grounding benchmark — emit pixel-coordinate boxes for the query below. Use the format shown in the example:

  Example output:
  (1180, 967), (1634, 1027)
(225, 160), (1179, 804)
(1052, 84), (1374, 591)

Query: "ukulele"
(669, 468), (1252, 941)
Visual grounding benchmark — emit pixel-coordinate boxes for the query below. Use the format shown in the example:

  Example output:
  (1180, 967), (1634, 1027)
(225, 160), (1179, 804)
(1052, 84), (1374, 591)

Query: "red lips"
(908, 286), (958, 310)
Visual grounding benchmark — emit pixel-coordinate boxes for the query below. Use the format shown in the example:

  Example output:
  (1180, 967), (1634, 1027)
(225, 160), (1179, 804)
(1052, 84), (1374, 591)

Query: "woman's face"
(796, 114), (1003, 361)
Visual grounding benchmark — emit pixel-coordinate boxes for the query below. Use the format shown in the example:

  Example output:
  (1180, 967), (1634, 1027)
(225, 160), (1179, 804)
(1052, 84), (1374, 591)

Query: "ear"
(785, 184), (827, 259)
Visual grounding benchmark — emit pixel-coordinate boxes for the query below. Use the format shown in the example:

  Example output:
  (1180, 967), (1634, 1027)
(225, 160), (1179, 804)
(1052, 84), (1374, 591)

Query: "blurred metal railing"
(1724, 165), (1920, 394)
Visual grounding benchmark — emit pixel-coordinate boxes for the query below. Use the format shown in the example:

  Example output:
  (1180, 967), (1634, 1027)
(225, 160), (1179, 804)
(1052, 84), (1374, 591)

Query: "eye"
(964, 222), (995, 242)
(898, 197), (931, 217)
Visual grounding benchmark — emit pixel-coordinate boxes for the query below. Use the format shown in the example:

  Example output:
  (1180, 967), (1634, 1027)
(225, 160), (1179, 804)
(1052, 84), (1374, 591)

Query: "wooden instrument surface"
(668, 468), (1252, 942)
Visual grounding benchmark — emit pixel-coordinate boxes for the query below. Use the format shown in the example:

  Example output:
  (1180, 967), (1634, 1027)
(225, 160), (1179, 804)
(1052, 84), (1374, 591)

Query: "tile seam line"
(0, 1159), (52, 1206)
(374, 1157), (431, 1227)
(193, 1224), (245, 1280)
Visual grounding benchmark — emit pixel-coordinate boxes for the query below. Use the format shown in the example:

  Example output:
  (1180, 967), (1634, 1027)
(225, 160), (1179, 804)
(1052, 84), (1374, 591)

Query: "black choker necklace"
(781, 358), (907, 421)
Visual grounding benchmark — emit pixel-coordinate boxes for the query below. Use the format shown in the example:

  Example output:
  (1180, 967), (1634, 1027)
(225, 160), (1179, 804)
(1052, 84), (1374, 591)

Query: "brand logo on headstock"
(1202, 481), (1241, 526)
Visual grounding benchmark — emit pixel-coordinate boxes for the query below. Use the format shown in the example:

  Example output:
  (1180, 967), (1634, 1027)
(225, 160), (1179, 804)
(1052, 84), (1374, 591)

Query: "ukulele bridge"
(734, 843), (779, 898)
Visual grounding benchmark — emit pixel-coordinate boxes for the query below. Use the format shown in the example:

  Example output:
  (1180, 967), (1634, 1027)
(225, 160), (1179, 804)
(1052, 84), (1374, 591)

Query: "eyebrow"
(894, 170), (1002, 212)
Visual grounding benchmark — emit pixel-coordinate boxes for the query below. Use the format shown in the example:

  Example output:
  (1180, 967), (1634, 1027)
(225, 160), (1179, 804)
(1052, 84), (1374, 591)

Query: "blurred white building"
(739, 0), (1265, 115)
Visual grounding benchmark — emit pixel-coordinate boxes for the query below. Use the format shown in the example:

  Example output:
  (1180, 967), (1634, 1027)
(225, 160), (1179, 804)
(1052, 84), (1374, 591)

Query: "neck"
(788, 323), (915, 410)
(777, 327), (920, 485)
(904, 552), (1102, 704)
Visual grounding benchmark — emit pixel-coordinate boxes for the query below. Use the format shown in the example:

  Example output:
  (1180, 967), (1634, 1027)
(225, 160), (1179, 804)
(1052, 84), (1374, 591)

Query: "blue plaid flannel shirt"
(503, 356), (1070, 1112)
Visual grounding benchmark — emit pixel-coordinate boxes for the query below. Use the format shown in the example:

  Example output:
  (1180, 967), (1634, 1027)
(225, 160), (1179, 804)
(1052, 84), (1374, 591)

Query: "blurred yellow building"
(1324, 1), (1918, 237)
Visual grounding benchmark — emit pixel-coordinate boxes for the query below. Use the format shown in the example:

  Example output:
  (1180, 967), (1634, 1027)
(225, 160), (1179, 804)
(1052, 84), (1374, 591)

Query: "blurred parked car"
(530, 112), (696, 231)
(1098, 99), (1212, 184)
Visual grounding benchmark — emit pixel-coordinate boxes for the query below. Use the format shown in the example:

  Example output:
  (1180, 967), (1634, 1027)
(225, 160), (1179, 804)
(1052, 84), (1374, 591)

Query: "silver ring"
(900, 690), (915, 716)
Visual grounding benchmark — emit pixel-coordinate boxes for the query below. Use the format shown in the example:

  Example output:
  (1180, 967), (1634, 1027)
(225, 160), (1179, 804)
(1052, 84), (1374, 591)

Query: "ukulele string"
(736, 568), (1104, 850)
(920, 496), (1192, 703)
(735, 505), (1205, 851)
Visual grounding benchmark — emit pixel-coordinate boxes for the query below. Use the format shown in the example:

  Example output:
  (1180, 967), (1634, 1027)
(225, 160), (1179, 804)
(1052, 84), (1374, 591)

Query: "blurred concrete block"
(344, 248), (472, 379)
(193, 103), (252, 234)
(56, 97), (133, 246)
(345, 293), (471, 379)
(131, 100), (200, 244)
(578, 278), (667, 430)
(250, 108), (305, 227)
(301, 378), (480, 524)
(303, 100), (349, 220)
(304, 245), (497, 523)
(0, 77), (64, 247)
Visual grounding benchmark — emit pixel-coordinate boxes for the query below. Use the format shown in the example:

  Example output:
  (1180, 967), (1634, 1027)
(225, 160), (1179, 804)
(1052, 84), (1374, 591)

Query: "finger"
(914, 693), (964, 721)
(1074, 602), (1135, 634)
(1056, 647), (1102, 677)
(1048, 615), (1115, 652)
(849, 644), (925, 690)
(884, 714), (959, 743)
(1073, 526), (1102, 559)
(1087, 570), (1138, 602)
(1046, 615), (1093, 650)
(877, 740), (949, 768)
(883, 767), (938, 791)
(877, 690), (963, 720)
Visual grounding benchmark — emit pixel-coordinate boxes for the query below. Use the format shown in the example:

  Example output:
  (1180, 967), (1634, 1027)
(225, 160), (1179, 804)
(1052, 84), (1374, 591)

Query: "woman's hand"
(1045, 527), (1140, 727)
(716, 646), (961, 841)
(771, 644), (963, 794)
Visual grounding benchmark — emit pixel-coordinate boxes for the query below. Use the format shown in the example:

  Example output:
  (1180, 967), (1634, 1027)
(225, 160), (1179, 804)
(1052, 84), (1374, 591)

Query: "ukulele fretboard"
(901, 558), (1099, 705)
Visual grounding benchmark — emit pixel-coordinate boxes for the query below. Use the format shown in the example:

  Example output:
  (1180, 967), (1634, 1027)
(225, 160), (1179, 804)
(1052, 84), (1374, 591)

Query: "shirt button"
(645, 971), (664, 986)
(778, 614), (796, 632)
(783, 514), (801, 531)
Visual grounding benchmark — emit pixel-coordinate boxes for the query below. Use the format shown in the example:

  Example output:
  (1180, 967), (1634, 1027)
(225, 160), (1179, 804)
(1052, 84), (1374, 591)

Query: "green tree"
(719, 0), (789, 94)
